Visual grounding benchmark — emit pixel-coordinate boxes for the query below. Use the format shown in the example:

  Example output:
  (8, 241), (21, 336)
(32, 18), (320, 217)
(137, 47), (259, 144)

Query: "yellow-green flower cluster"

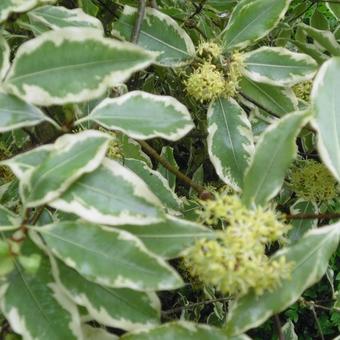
(225, 51), (245, 98)
(98, 128), (123, 160)
(196, 41), (222, 59)
(293, 81), (312, 102)
(185, 194), (292, 297)
(290, 160), (338, 202)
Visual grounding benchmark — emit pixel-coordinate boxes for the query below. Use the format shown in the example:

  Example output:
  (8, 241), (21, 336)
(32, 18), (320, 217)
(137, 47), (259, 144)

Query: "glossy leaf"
(311, 57), (340, 181)
(221, 0), (291, 51)
(4, 28), (156, 106)
(243, 47), (318, 86)
(225, 223), (340, 335)
(242, 110), (311, 207)
(112, 6), (195, 67)
(21, 130), (110, 207)
(0, 34), (10, 80)
(78, 91), (194, 141)
(50, 158), (164, 226)
(207, 97), (254, 191)
(36, 221), (183, 291)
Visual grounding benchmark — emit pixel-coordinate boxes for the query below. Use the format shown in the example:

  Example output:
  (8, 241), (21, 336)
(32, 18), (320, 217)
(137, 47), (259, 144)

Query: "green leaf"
(221, 0), (291, 51)
(0, 242), (82, 340)
(117, 215), (213, 259)
(239, 77), (298, 117)
(310, 8), (330, 31)
(4, 28), (156, 106)
(326, 2), (340, 20)
(288, 199), (318, 242)
(112, 5), (195, 67)
(125, 158), (182, 212)
(78, 91), (194, 141)
(0, 34), (10, 80)
(292, 40), (328, 65)
(36, 221), (183, 291)
(243, 47), (318, 86)
(82, 325), (118, 340)
(282, 320), (298, 340)
(122, 321), (251, 340)
(28, 5), (103, 32)
(311, 57), (340, 181)
(50, 158), (164, 226)
(207, 97), (254, 191)
(21, 130), (110, 207)
(0, 91), (57, 132)
(0, 205), (19, 229)
(225, 223), (340, 335)
(157, 146), (178, 191)
(242, 111), (311, 207)
(53, 259), (160, 330)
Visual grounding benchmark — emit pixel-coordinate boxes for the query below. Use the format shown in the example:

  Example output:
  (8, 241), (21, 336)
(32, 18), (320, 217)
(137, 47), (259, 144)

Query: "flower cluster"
(290, 160), (338, 202)
(185, 194), (292, 297)
(225, 51), (245, 98)
(293, 81), (312, 102)
(196, 41), (222, 59)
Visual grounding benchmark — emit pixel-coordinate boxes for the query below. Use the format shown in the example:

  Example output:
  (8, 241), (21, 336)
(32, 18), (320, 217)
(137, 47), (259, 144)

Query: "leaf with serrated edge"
(117, 215), (213, 259)
(0, 91), (58, 132)
(77, 91), (194, 141)
(21, 130), (110, 207)
(225, 223), (340, 335)
(35, 221), (183, 291)
(243, 47), (318, 86)
(221, 0), (291, 51)
(50, 158), (164, 226)
(4, 28), (157, 106)
(122, 321), (251, 340)
(207, 97), (254, 191)
(0, 34), (10, 80)
(28, 5), (103, 32)
(311, 57), (340, 181)
(125, 158), (182, 213)
(51, 258), (160, 331)
(112, 6), (195, 67)
(242, 111), (311, 207)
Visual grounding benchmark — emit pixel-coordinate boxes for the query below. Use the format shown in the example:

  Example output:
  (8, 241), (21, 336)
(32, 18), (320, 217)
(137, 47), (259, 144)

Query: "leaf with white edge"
(82, 325), (118, 340)
(50, 158), (164, 226)
(35, 221), (183, 291)
(1, 144), (53, 179)
(282, 320), (298, 340)
(125, 158), (182, 213)
(239, 77), (298, 117)
(243, 47), (318, 86)
(0, 35), (10, 80)
(225, 223), (340, 335)
(0, 91), (58, 133)
(0, 205), (20, 229)
(53, 259), (160, 331)
(0, 241), (82, 340)
(327, 2), (340, 19)
(242, 110), (311, 207)
(221, 0), (291, 51)
(157, 146), (178, 191)
(288, 199), (318, 242)
(292, 40), (328, 65)
(122, 321), (251, 340)
(117, 215), (213, 259)
(21, 130), (110, 207)
(112, 5), (195, 67)
(4, 28), (157, 106)
(311, 57), (340, 181)
(78, 91), (194, 141)
(28, 5), (103, 33)
(207, 97), (254, 191)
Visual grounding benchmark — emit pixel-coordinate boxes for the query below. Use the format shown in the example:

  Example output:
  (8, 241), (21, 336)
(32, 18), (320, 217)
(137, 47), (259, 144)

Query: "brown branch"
(131, 0), (146, 43)
(138, 140), (212, 199)
(286, 212), (340, 220)
(273, 315), (284, 340)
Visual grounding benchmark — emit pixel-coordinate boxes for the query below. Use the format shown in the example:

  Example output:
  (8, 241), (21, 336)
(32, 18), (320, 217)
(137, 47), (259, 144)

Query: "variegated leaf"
(50, 158), (164, 226)
(82, 325), (118, 340)
(243, 47), (318, 86)
(21, 130), (110, 207)
(4, 28), (156, 106)
(53, 259), (160, 331)
(0, 204), (20, 229)
(311, 57), (340, 181)
(207, 97), (254, 191)
(35, 221), (183, 291)
(242, 111), (311, 207)
(225, 223), (340, 335)
(0, 91), (58, 132)
(0, 34), (10, 80)
(78, 91), (194, 141)
(112, 5), (195, 67)
(117, 215), (213, 259)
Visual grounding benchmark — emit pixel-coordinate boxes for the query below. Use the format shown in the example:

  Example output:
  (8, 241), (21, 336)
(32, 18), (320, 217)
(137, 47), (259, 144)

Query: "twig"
(131, 0), (146, 43)
(273, 315), (284, 340)
(286, 212), (340, 220)
(188, 0), (208, 20)
(310, 305), (325, 340)
(138, 140), (211, 199)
